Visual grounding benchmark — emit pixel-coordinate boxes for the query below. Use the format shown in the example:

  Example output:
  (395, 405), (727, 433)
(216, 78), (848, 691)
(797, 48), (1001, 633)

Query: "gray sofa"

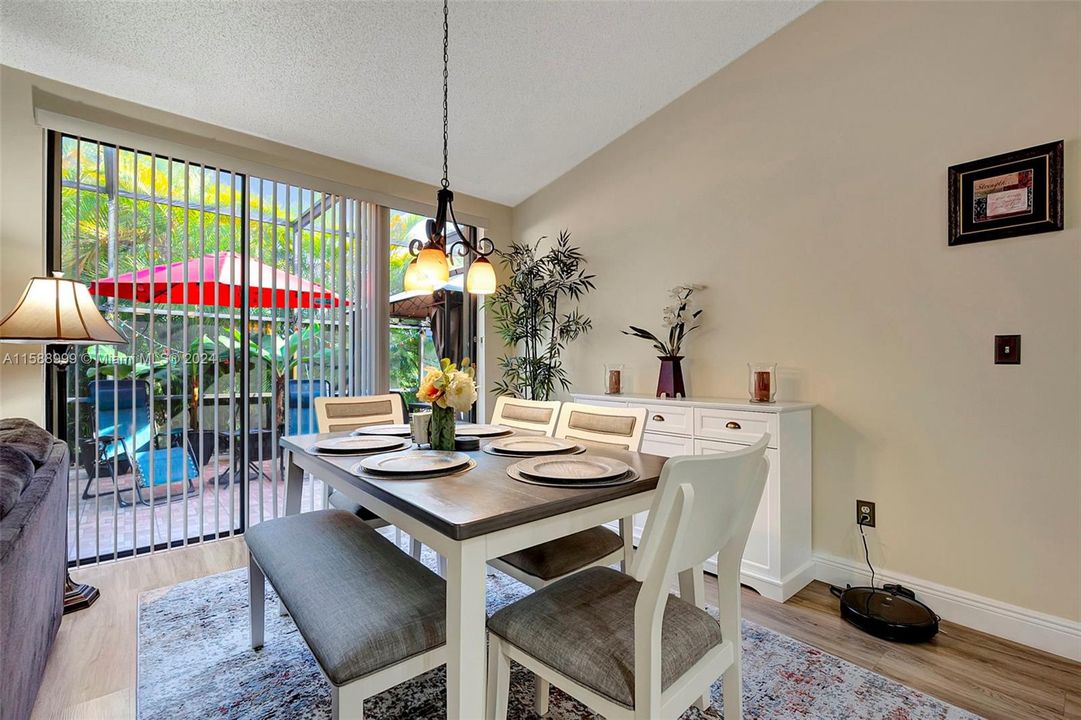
(0, 419), (69, 720)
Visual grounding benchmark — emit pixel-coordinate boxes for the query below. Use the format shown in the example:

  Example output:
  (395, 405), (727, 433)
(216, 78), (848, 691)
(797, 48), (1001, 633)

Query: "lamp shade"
(416, 246), (450, 289)
(403, 257), (430, 293)
(465, 256), (496, 295)
(0, 273), (127, 344)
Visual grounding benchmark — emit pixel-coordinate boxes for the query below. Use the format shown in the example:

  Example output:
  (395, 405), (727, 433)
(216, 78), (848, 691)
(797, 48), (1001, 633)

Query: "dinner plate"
(485, 436), (579, 455)
(515, 455), (631, 482)
(351, 424), (412, 437)
(506, 463), (638, 488)
(351, 459), (477, 481)
(483, 444), (586, 458)
(359, 450), (471, 475)
(312, 435), (407, 454)
(455, 423), (513, 437)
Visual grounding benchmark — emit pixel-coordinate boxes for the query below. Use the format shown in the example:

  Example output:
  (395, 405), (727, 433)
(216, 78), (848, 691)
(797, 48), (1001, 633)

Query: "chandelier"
(403, 0), (496, 296)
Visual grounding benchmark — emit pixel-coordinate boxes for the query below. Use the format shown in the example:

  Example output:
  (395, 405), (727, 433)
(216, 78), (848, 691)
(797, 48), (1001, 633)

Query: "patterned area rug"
(137, 543), (980, 720)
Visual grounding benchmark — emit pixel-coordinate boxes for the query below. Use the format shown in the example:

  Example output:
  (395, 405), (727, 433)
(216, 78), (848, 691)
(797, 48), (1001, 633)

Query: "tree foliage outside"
(59, 138), (353, 435)
(59, 139), (454, 423)
(489, 231), (595, 400)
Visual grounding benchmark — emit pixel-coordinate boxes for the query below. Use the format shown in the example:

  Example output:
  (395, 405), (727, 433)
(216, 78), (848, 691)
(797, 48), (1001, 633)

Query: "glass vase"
(748, 362), (777, 403)
(429, 403), (456, 451)
(604, 363), (624, 395)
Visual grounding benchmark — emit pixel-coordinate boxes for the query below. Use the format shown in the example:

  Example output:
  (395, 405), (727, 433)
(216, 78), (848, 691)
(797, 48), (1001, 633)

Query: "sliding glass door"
(52, 132), (382, 565)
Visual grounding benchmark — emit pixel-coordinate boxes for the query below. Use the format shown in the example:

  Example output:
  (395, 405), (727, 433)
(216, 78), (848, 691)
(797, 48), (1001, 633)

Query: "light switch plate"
(995, 335), (1021, 365)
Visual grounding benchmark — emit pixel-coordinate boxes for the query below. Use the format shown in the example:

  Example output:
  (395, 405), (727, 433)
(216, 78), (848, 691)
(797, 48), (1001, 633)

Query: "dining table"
(279, 428), (680, 720)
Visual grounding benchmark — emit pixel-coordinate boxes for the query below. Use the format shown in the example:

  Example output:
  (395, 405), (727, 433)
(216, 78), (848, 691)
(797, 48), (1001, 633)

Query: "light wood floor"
(34, 536), (1081, 720)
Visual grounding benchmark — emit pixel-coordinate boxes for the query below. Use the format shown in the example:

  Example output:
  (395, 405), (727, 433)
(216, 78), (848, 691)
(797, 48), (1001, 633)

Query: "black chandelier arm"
(449, 235), (494, 258)
(448, 200), (494, 258)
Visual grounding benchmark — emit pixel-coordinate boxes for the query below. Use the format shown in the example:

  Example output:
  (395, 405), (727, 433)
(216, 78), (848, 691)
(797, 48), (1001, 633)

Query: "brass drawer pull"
(652, 414), (665, 422)
(725, 421), (742, 430)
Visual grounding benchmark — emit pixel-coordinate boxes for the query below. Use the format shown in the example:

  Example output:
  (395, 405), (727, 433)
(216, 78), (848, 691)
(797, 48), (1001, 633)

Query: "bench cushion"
(497, 526), (623, 581)
(487, 566), (722, 708)
(245, 510), (445, 685)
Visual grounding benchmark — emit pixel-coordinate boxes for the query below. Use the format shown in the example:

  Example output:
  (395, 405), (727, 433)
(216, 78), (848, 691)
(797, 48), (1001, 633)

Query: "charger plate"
(515, 455), (630, 482)
(484, 436), (578, 455)
(455, 423), (514, 438)
(483, 444), (585, 458)
(359, 449), (471, 475)
(311, 435), (409, 455)
(350, 458), (477, 481)
(506, 463), (638, 488)
(352, 424), (412, 437)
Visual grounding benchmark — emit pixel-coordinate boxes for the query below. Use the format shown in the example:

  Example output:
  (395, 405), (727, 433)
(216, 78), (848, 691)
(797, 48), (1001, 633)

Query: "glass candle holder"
(604, 363), (624, 395)
(748, 362), (777, 403)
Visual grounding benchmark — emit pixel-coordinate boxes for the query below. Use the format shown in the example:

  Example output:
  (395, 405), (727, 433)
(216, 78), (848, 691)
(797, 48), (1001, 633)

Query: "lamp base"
(63, 573), (100, 614)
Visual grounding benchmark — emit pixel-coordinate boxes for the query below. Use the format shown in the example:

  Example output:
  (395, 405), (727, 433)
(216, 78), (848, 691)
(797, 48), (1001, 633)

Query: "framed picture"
(948, 140), (1063, 246)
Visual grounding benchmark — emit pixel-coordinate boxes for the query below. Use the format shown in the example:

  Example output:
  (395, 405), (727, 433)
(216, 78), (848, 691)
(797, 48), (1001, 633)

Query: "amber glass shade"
(465, 256), (496, 295)
(403, 258), (428, 292)
(416, 247), (450, 289)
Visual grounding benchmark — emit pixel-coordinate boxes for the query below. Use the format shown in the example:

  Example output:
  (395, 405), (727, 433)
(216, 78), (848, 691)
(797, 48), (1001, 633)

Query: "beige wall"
(0, 66), (513, 423)
(513, 1), (1081, 620)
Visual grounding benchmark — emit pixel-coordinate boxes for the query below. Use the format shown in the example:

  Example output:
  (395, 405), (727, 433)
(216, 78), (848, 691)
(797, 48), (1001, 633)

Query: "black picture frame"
(948, 140), (1063, 246)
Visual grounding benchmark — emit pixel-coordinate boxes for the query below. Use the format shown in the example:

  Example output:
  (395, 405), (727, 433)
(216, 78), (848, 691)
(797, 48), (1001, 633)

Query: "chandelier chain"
(441, 0), (450, 189)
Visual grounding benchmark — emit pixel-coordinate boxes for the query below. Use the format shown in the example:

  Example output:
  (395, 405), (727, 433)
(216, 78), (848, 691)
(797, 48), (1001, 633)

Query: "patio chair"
(86, 380), (200, 506)
(286, 379), (330, 435)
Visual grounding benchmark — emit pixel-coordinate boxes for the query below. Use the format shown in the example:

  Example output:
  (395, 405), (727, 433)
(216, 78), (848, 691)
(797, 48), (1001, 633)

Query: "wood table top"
(280, 431), (667, 540)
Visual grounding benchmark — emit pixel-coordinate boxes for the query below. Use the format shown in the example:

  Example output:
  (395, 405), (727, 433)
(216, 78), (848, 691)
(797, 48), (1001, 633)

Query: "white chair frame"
(314, 394), (422, 563)
(249, 553), (446, 720)
(490, 401), (648, 714)
(489, 396), (562, 436)
(314, 394), (404, 433)
(555, 401), (648, 577)
(487, 435), (770, 720)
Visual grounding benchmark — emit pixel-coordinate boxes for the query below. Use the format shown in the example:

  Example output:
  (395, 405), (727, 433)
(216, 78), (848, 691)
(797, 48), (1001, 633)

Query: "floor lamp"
(0, 273), (127, 613)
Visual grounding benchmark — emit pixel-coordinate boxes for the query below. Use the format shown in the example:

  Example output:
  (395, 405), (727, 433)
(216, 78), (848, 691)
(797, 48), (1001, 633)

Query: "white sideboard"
(572, 392), (815, 602)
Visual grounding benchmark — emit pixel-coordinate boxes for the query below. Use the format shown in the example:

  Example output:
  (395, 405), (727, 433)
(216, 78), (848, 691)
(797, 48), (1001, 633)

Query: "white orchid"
(624, 285), (705, 357)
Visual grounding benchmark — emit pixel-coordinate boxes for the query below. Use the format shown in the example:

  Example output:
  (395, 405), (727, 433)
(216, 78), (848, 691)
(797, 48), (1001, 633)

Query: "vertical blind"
(55, 132), (388, 565)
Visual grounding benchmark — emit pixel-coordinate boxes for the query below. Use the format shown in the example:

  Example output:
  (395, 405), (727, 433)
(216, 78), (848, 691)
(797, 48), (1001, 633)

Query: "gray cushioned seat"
(497, 526), (623, 581)
(326, 489), (380, 522)
(245, 510), (445, 685)
(487, 566), (722, 708)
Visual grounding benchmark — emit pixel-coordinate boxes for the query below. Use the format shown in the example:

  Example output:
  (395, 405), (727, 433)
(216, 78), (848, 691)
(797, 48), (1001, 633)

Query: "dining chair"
(313, 394), (420, 560)
(489, 402), (648, 588)
(487, 434), (770, 720)
(314, 394), (404, 433)
(489, 396), (561, 436)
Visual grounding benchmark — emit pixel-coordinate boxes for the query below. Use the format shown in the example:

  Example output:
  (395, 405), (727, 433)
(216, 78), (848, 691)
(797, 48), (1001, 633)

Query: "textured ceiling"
(0, 1), (814, 206)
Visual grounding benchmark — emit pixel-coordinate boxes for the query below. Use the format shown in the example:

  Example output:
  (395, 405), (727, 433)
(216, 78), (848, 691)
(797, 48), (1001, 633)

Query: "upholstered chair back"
(490, 397), (561, 436)
(554, 402), (647, 451)
(314, 394), (404, 433)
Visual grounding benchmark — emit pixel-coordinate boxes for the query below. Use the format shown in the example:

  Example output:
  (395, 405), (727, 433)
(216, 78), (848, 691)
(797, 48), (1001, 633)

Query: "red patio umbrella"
(88, 252), (345, 308)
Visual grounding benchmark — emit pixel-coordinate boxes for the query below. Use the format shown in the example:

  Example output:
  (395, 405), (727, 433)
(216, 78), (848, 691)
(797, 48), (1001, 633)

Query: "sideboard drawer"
(695, 408), (778, 448)
(642, 431), (694, 458)
(642, 403), (694, 436)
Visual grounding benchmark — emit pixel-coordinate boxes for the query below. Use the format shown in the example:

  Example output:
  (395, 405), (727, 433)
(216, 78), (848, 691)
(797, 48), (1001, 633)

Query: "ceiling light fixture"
(403, 0), (496, 296)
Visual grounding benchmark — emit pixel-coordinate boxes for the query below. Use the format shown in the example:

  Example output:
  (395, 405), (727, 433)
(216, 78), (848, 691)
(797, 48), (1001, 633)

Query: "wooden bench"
(246, 509), (447, 720)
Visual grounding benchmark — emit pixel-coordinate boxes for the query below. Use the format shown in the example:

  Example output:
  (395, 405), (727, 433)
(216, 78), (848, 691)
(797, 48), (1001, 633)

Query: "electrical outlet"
(856, 500), (876, 527)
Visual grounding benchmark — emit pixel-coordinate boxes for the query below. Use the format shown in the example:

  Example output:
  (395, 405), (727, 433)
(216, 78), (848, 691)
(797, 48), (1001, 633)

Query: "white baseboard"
(814, 552), (1081, 662)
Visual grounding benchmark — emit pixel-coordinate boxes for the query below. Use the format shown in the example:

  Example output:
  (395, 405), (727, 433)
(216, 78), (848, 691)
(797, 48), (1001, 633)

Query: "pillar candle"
(753, 370), (771, 402)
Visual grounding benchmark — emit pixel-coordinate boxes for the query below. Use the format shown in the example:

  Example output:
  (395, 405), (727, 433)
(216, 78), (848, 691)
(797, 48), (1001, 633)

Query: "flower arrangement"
(417, 357), (478, 450)
(417, 357), (478, 412)
(622, 285), (705, 358)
